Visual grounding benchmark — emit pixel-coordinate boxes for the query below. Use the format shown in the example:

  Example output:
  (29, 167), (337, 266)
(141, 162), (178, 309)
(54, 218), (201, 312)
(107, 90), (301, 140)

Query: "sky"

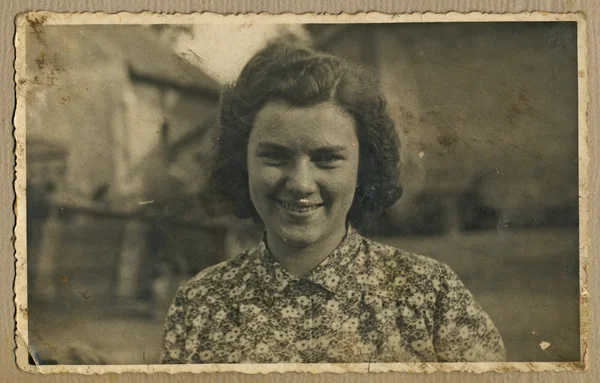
(173, 24), (311, 84)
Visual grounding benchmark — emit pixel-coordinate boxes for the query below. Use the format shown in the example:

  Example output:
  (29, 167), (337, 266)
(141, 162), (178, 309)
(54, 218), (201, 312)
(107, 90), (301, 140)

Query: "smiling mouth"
(277, 200), (323, 213)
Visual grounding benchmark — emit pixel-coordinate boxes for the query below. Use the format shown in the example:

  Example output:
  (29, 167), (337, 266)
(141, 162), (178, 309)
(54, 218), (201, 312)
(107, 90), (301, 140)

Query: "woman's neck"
(266, 225), (347, 278)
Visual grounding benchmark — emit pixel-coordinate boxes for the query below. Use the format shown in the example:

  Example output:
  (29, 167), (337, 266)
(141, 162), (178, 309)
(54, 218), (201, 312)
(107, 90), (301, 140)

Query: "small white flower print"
(256, 266), (266, 276)
(295, 340), (310, 351)
(388, 333), (402, 345)
(303, 319), (313, 329)
(185, 337), (198, 351)
(263, 275), (273, 283)
(425, 292), (436, 304)
(411, 340), (427, 351)
(459, 326), (472, 339)
(210, 331), (223, 341)
(356, 274), (368, 284)
(466, 304), (478, 316)
(331, 320), (342, 330)
(256, 314), (268, 323)
(165, 331), (177, 344)
(281, 306), (298, 318)
(187, 288), (199, 299)
(243, 289), (254, 299)
(199, 350), (214, 360)
(296, 296), (310, 306)
(225, 329), (239, 342)
(192, 316), (206, 327)
(347, 290), (359, 299)
(222, 270), (237, 280)
(313, 316), (323, 326)
(255, 342), (270, 354)
(289, 355), (303, 363)
(214, 310), (227, 321)
(250, 305), (262, 314)
(408, 292), (425, 306)
(376, 308), (394, 321)
(446, 290), (458, 300)
(355, 254), (366, 265)
(464, 348), (477, 361)
(364, 295), (382, 308)
(227, 350), (241, 363)
(325, 275), (340, 288)
(413, 265), (426, 274)
(198, 305), (209, 314)
(318, 336), (331, 348)
(342, 318), (359, 331)
(366, 275), (380, 285)
(372, 268), (385, 279)
(273, 330), (288, 341)
(326, 300), (340, 311)
(400, 306), (414, 317)
(228, 284), (246, 297)
(438, 323), (456, 337)
(275, 269), (284, 280)
(445, 309), (458, 321)
(243, 272), (252, 282)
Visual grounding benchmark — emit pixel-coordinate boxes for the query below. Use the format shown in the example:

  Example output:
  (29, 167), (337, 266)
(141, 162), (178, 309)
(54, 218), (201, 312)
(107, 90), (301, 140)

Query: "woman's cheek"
(249, 164), (283, 193)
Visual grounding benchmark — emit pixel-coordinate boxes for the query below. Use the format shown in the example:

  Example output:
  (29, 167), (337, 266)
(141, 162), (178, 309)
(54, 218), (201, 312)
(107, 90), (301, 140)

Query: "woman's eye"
(313, 154), (343, 167)
(260, 152), (289, 166)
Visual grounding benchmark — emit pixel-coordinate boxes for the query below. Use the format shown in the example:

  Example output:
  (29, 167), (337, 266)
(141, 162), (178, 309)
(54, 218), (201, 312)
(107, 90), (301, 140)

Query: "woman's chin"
(273, 226), (321, 248)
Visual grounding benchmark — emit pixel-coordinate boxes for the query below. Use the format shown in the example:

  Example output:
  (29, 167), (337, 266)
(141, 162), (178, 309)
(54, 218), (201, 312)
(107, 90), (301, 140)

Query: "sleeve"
(433, 263), (506, 362)
(160, 286), (189, 364)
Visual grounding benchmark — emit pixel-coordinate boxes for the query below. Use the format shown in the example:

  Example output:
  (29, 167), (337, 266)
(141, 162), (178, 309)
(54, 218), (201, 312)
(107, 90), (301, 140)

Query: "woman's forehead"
(249, 101), (358, 148)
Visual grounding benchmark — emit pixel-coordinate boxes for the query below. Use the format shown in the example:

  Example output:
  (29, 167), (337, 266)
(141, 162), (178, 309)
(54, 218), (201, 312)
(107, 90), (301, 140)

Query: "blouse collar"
(255, 225), (364, 296)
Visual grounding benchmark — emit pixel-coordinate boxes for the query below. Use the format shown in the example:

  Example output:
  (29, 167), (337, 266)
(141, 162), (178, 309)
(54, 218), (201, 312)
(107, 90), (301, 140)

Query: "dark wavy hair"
(212, 42), (402, 229)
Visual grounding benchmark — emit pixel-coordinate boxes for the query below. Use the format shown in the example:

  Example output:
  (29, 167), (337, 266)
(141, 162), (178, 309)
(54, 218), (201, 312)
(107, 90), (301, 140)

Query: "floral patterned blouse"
(161, 227), (505, 364)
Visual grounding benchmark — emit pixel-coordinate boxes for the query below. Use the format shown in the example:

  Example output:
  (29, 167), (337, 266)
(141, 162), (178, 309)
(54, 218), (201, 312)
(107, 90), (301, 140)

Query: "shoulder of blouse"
(357, 235), (459, 293)
(175, 244), (260, 296)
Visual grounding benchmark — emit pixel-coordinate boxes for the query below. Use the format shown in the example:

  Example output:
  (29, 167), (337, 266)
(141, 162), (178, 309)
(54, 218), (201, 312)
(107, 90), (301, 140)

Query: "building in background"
(307, 23), (578, 235)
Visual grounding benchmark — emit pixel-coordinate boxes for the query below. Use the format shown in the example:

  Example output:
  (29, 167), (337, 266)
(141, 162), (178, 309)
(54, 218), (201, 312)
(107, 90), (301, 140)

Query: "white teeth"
(280, 201), (321, 213)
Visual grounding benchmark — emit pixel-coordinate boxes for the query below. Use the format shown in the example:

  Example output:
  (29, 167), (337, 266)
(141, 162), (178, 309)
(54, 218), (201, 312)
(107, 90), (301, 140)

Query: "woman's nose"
(285, 160), (317, 196)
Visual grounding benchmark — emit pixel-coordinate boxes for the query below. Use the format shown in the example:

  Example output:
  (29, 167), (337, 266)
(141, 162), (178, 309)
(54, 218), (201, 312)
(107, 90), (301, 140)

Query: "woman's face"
(247, 100), (360, 248)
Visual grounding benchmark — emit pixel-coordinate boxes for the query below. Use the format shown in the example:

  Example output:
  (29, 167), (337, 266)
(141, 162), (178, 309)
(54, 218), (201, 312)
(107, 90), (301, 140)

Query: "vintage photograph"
(14, 12), (588, 373)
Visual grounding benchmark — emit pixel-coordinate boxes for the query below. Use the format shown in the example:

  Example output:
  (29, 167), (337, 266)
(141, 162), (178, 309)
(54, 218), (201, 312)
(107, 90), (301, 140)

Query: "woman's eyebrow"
(310, 145), (348, 153)
(255, 142), (349, 153)
(255, 142), (291, 151)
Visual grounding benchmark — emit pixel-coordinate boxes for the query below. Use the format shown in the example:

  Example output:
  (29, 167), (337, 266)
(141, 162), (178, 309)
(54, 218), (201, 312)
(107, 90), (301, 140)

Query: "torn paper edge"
(12, 10), (590, 374)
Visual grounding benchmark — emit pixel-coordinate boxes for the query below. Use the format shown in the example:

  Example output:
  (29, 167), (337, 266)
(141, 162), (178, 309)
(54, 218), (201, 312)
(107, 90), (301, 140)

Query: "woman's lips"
(276, 200), (323, 213)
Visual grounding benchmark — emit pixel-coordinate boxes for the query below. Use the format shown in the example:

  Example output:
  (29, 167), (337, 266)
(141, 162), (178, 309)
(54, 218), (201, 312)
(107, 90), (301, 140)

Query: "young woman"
(161, 42), (505, 364)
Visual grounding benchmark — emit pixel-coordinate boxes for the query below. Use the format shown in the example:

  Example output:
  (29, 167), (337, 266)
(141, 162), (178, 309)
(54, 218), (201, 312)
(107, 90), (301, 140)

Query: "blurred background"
(23, 22), (579, 364)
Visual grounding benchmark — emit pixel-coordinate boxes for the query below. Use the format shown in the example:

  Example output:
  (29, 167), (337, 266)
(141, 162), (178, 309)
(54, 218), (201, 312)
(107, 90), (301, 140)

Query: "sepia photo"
(13, 11), (589, 374)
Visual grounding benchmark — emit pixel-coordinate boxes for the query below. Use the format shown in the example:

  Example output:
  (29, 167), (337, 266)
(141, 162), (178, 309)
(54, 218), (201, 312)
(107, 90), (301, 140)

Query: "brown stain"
(33, 52), (62, 87)
(59, 276), (68, 283)
(578, 70), (585, 78)
(59, 95), (72, 105)
(523, 191), (535, 201)
(437, 133), (458, 148)
(20, 307), (28, 320)
(26, 13), (48, 45)
(80, 290), (91, 300)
